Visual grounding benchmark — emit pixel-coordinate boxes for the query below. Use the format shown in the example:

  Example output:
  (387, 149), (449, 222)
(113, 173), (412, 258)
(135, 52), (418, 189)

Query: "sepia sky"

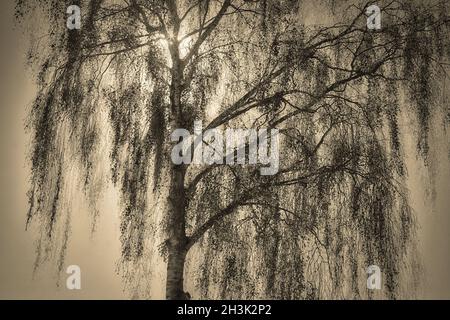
(0, 0), (449, 299)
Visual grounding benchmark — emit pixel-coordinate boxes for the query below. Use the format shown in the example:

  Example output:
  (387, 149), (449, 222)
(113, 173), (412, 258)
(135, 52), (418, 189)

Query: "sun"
(158, 32), (193, 62)
(178, 36), (193, 59)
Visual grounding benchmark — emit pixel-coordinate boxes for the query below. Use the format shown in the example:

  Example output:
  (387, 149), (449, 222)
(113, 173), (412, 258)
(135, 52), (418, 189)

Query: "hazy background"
(0, 0), (126, 299)
(0, 0), (449, 299)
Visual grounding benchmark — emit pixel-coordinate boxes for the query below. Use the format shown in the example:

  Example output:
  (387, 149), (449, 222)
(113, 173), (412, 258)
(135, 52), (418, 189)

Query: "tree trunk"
(166, 25), (189, 299)
(165, 163), (188, 299)
(166, 243), (188, 299)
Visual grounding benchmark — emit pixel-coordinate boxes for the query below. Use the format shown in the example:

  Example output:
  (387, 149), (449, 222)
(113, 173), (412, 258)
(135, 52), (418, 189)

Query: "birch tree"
(16, 0), (450, 299)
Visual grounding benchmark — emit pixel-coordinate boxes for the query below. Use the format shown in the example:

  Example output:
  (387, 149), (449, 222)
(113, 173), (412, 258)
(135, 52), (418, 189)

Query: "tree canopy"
(16, 0), (450, 299)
